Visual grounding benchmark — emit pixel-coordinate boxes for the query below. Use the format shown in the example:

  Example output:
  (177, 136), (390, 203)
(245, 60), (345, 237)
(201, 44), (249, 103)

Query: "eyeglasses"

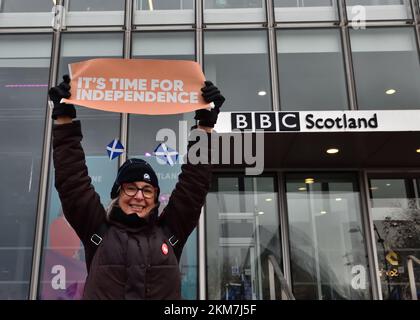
(121, 184), (155, 199)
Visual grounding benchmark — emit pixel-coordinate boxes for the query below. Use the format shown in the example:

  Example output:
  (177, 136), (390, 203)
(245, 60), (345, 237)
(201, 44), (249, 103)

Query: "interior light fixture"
(386, 183), (391, 187)
(320, 210), (327, 215)
(258, 91), (267, 96)
(298, 187), (307, 191)
(305, 178), (315, 184)
(416, 148), (420, 153)
(148, 0), (154, 11)
(386, 89), (396, 95)
(265, 198), (273, 202)
(335, 198), (342, 201)
(326, 148), (339, 154)
(258, 211), (264, 215)
(370, 186), (379, 190)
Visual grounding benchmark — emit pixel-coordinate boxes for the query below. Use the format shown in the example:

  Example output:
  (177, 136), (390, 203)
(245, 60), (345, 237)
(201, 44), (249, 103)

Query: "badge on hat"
(161, 243), (168, 255)
(144, 173), (151, 181)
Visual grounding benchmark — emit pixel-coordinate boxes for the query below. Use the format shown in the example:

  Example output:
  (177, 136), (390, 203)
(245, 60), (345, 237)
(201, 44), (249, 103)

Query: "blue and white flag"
(107, 139), (125, 160)
(154, 143), (178, 166)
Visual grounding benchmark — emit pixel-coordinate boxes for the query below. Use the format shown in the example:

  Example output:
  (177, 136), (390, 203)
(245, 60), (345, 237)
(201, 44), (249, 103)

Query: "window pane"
(129, 31), (198, 299)
(204, 30), (272, 112)
(66, 0), (125, 26)
(38, 33), (123, 300)
(0, 34), (52, 299)
(286, 173), (371, 300)
(206, 175), (283, 300)
(369, 177), (420, 300)
(350, 28), (420, 110)
(0, 0), (53, 27)
(346, 0), (412, 21)
(277, 29), (348, 111)
(134, 0), (194, 25)
(274, 0), (338, 22)
(204, 0), (266, 24)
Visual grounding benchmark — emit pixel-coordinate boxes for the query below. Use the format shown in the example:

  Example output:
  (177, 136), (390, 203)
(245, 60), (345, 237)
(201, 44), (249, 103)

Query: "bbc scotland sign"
(214, 110), (420, 133)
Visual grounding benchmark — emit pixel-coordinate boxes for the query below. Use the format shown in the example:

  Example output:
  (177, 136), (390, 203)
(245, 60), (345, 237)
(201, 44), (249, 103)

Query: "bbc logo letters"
(231, 112), (300, 132)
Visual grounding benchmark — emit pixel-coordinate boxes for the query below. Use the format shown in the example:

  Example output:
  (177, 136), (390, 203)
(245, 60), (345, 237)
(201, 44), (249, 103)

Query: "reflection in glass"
(204, 30), (272, 112)
(0, 0), (53, 27)
(68, 0), (125, 11)
(286, 173), (371, 300)
(274, 0), (338, 22)
(0, 0), (52, 12)
(204, 0), (265, 24)
(134, 0), (194, 25)
(346, 0), (412, 21)
(66, 0), (125, 26)
(350, 28), (420, 110)
(206, 175), (283, 300)
(0, 34), (52, 299)
(369, 177), (420, 300)
(129, 31), (198, 299)
(38, 33), (123, 300)
(277, 29), (348, 111)
(137, 0), (194, 10)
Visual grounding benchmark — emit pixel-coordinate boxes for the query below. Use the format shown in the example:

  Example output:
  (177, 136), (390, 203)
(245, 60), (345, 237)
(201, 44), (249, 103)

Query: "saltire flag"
(154, 143), (178, 166)
(107, 139), (124, 160)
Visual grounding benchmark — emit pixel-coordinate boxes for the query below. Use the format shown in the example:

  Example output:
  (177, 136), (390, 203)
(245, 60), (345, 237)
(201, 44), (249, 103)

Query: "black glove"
(195, 80), (225, 128)
(48, 75), (76, 120)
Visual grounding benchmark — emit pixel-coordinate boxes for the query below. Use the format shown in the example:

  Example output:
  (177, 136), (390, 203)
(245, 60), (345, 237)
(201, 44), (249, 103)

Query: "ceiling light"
(370, 186), (379, 190)
(298, 187), (307, 191)
(148, 0), (154, 10)
(265, 198), (273, 202)
(305, 178), (315, 184)
(320, 210), (327, 215)
(335, 198), (342, 201)
(258, 211), (264, 215)
(258, 91), (267, 96)
(386, 89), (396, 95)
(386, 183), (391, 187)
(416, 148), (420, 153)
(326, 148), (339, 154)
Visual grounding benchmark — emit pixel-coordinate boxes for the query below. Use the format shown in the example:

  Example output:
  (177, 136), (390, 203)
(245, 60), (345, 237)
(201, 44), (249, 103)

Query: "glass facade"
(0, 33), (52, 299)
(204, 30), (272, 112)
(276, 28), (348, 111)
(274, 0), (339, 22)
(350, 27), (420, 110)
(0, 1), (419, 300)
(346, 0), (413, 21)
(134, 0), (195, 25)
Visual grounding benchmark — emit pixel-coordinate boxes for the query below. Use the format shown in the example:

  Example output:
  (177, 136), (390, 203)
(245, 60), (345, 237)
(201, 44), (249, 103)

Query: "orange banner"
(62, 58), (210, 115)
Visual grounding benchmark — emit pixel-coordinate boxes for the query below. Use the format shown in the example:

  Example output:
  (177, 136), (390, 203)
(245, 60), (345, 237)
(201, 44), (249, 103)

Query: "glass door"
(205, 174), (283, 300)
(285, 173), (371, 300)
(368, 175), (420, 300)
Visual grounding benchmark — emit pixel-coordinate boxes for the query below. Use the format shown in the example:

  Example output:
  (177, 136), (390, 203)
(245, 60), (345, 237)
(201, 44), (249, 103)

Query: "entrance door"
(368, 175), (420, 300)
(205, 174), (284, 300)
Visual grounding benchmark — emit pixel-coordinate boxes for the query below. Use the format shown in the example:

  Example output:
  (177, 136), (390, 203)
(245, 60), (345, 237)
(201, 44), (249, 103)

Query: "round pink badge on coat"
(161, 243), (169, 255)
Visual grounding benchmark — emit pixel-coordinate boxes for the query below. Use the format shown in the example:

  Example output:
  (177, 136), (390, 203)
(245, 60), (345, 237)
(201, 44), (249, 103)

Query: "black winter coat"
(52, 121), (212, 300)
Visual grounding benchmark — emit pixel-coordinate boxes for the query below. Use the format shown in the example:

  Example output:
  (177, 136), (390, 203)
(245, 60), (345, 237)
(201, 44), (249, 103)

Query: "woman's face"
(118, 181), (157, 218)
